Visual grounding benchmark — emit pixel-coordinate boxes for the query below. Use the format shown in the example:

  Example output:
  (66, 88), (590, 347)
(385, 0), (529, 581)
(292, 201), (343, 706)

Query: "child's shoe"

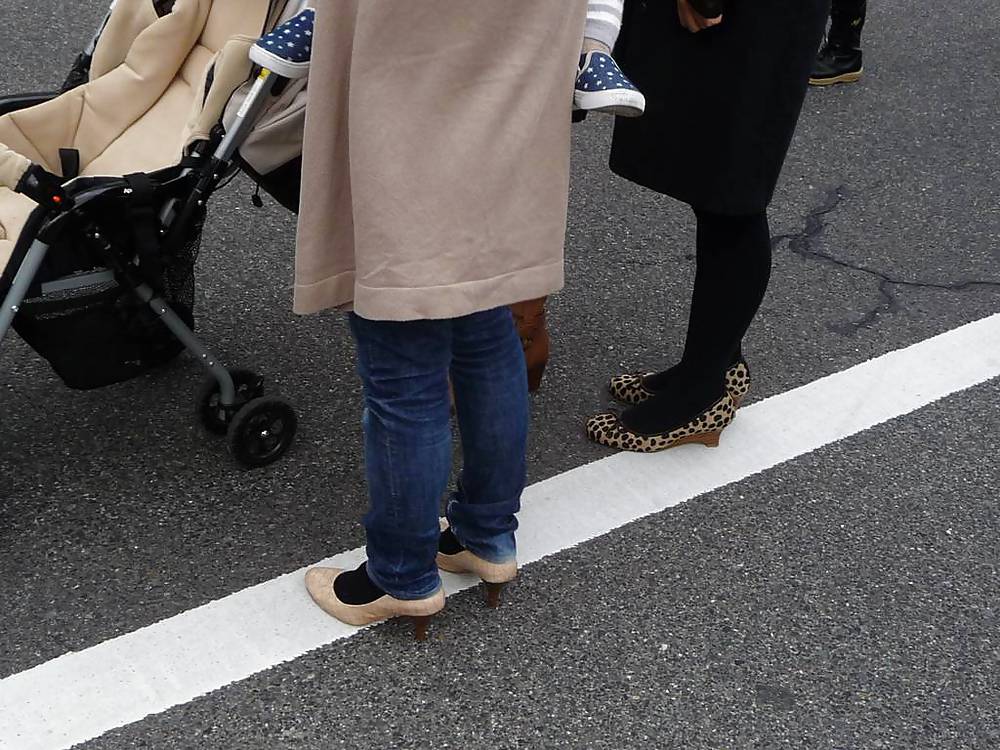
(250, 8), (315, 79)
(573, 51), (645, 117)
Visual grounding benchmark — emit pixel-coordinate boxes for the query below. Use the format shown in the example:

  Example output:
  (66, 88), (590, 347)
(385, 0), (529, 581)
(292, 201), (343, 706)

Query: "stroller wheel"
(227, 396), (298, 468)
(197, 369), (265, 435)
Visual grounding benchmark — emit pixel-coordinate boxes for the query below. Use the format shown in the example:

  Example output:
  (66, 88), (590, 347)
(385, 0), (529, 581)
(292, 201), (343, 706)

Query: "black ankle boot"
(810, 40), (863, 86)
(810, 0), (866, 87)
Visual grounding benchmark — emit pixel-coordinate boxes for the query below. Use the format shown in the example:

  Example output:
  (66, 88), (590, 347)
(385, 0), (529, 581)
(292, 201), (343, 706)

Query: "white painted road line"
(2, 314), (1000, 750)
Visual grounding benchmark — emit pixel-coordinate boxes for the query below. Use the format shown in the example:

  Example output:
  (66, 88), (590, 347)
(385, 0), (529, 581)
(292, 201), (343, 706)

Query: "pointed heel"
(485, 582), (506, 609)
(412, 615), (433, 641)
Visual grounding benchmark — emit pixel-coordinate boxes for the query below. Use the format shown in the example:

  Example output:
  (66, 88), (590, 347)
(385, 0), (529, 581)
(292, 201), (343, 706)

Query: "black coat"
(610, 0), (830, 215)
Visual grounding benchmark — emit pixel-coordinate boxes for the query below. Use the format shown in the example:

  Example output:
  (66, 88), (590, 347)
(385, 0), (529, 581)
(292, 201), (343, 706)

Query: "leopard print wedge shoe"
(609, 360), (752, 408)
(586, 392), (737, 453)
(724, 361), (752, 407)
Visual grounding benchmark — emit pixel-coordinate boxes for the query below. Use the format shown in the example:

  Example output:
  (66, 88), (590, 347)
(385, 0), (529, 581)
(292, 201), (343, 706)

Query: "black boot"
(810, 0), (866, 86)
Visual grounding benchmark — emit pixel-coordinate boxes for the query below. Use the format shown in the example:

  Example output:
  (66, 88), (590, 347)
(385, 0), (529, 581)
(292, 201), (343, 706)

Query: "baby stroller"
(0, 0), (313, 468)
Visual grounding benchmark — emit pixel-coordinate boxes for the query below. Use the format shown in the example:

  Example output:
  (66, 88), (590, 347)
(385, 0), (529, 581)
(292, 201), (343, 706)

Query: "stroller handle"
(14, 161), (74, 213)
(5, 156), (73, 212)
(1, 142), (73, 211)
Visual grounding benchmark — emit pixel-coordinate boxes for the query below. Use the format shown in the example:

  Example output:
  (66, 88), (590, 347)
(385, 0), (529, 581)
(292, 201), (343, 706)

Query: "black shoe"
(810, 41), (863, 86)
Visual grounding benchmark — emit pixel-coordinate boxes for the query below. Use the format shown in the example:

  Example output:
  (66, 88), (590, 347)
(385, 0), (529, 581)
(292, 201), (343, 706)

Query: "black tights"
(624, 209), (772, 434)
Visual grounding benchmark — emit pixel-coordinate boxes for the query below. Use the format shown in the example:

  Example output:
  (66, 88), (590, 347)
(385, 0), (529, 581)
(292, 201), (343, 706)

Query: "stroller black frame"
(0, 4), (303, 469)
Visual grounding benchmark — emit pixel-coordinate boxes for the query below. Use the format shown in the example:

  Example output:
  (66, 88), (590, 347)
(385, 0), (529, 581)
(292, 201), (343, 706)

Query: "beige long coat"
(293, 0), (587, 321)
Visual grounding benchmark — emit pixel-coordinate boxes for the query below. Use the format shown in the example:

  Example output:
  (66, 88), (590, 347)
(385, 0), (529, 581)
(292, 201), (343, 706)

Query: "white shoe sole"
(249, 45), (311, 80)
(574, 87), (646, 117)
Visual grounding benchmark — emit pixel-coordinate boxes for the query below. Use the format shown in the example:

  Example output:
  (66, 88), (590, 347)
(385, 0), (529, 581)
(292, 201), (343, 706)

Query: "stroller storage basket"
(14, 274), (194, 390)
(11, 173), (205, 390)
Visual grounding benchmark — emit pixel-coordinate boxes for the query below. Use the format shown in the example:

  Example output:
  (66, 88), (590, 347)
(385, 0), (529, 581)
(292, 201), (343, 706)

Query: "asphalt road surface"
(1, 1), (998, 748)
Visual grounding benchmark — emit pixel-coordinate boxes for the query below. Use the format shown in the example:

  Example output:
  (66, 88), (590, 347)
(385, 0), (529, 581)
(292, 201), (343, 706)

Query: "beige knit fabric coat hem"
(293, 0), (587, 321)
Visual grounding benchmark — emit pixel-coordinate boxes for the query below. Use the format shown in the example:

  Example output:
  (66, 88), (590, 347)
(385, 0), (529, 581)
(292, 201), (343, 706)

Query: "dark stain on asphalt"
(772, 186), (1000, 334)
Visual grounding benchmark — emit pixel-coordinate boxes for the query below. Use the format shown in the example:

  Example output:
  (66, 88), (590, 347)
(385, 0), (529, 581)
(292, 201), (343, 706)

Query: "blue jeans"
(348, 307), (528, 600)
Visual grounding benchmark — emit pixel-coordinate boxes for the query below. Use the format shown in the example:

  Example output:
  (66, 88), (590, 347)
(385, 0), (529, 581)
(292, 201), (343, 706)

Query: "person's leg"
(445, 307), (528, 565)
(623, 209), (771, 435)
(810, 0), (866, 85)
(830, 0), (867, 47)
(348, 313), (454, 600)
(681, 208), (771, 382)
(584, 0), (625, 54)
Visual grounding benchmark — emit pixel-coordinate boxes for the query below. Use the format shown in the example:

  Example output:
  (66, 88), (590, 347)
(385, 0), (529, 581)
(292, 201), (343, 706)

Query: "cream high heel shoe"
(305, 563), (445, 641)
(436, 521), (517, 609)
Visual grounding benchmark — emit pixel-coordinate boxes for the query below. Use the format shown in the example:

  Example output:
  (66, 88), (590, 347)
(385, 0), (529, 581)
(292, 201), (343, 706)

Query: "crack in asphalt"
(772, 186), (1000, 334)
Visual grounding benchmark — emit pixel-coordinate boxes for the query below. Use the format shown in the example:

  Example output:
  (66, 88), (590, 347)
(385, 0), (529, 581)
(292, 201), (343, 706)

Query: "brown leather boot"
(509, 297), (550, 392)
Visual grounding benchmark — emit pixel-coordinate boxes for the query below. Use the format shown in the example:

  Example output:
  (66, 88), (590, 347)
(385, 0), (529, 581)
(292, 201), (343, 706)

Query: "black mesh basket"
(163, 205), (205, 313)
(13, 206), (204, 390)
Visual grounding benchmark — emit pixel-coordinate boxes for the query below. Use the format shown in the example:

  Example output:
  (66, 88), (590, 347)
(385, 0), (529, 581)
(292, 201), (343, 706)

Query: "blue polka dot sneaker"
(249, 7), (315, 79)
(574, 51), (645, 117)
